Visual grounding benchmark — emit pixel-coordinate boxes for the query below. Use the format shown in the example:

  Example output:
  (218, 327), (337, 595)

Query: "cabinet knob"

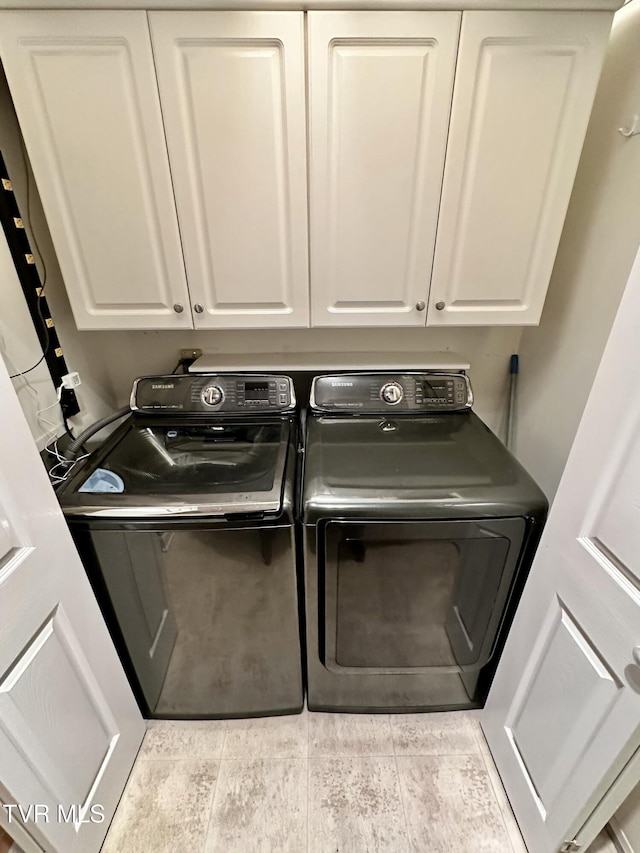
(632, 646), (640, 667)
(435, 301), (446, 311)
(194, 304), (204, 314)
(173, 303), (184, 314)
(415, 301), (425, 311)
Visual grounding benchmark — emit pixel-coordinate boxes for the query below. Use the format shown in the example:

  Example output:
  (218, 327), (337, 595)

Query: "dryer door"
(323, 518), (525, 699)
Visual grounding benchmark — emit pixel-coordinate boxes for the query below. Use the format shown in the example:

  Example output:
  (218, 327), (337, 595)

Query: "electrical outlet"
(179, 348), (202, 361)
(60, 388), (80, 417)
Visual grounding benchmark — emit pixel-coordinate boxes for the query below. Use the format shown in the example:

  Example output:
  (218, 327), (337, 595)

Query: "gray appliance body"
(58, 374), (303, 719)
(302, 373), (548, 712)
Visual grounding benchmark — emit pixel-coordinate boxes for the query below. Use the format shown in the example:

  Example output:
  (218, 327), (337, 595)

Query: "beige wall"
(513, 0), (640, 500)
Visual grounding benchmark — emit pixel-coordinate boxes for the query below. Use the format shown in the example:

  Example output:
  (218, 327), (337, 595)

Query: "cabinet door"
(428, 11), (612, 327)
(308, 12), (460, 328)
(0, 11), (192, 331)
(149, 12), (309, 329)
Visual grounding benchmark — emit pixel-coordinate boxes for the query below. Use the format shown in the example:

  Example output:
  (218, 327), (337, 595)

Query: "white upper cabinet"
(308, 12), (461, 327)
(0, 11), (192, 331)
(149, 12), (310, 329)
(428, 11), (613, 326)
(0, 8), (614, 332)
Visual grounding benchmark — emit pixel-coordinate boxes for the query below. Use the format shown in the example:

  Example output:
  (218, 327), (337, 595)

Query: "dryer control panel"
(131, 374), (296, 414)
(310, 373), (473, 413)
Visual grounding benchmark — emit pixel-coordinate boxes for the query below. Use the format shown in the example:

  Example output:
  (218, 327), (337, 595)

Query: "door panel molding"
(507, 597), (621, 811)
(0, 606), (119, 808)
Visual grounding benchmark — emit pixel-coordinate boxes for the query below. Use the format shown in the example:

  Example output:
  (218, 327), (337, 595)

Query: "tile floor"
(102, 709), (617, 853)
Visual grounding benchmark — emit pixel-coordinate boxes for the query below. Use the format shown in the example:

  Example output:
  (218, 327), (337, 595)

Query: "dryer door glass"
(323, 518), (525, 678)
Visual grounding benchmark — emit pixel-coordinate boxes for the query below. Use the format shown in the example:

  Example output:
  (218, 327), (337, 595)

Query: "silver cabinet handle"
(194, 304), (204, 314)
(435, 301), (446, 311)
(173, 303), (184, 313)
(416, 301), (425, 311)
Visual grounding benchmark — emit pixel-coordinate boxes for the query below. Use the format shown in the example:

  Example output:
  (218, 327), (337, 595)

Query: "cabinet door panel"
(150, 12), (309, 329)
(429, 11), (612, 326)
(309, 12), (460, 328)
(0, 11), (192, 330)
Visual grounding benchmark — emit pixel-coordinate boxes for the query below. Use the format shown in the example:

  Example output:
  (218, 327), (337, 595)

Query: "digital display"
(423, 381), (451, 395)
(244, 381), (270, 400)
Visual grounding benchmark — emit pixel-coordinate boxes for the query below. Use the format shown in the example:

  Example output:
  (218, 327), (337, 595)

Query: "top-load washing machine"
(301, 371), (548, 712)
(58, 373), (303, 719)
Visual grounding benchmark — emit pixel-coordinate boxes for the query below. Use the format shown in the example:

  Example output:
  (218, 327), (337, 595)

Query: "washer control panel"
(311, 373), (473, 413)
(131, 374), (296, 414)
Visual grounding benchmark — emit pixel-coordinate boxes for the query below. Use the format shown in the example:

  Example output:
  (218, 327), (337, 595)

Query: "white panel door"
(0, 11), (192, 331)
(308, 12), (460, 327)
(0, 355), (144, 852)
(483, 243), (640, 853)
(428, 11), (612, 326)
(149, 12), (309, 329)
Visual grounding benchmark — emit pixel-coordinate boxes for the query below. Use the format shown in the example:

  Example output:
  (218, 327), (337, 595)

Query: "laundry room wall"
(0, 64), (118, 442)
(512, 0), (640, 502)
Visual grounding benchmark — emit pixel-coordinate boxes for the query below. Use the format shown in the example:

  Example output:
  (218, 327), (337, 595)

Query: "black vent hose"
(64, 406), (131, 460)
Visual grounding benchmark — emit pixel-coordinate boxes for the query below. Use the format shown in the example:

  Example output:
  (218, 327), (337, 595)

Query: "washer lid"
(60, 417), (291, 518)
(302, 411), (547, 522)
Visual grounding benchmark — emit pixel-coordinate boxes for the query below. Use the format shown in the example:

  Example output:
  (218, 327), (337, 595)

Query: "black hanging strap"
(0, 150), (80, 417)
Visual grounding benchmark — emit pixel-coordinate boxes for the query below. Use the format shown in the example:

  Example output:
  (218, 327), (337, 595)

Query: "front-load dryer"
(301, 371), (547, 712)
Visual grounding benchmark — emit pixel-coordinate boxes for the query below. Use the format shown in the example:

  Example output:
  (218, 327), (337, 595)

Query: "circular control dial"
(380, 382), (404, 405)
(201, 384), (224, 407)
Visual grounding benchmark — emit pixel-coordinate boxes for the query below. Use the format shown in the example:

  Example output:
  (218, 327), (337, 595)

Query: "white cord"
(46, 439), (65, 463)
(46, 449), (63, 462)
(36, 389), (90, 486)
(36, 384), (63, 439)
(47, 444), (90, 480)
(48, 453), (90, 484)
